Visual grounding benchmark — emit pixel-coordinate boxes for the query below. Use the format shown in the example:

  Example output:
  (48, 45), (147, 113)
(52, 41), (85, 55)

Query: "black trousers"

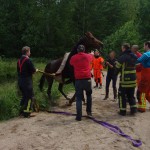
(105, 74), (117, 98)
(18, 77), (34, 116)
(118, 86), (137, 112)
(75, 79), (92, 119)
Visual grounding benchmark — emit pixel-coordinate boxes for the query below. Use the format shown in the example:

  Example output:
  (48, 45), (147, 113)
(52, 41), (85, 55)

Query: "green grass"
(0, 58), (74, 121)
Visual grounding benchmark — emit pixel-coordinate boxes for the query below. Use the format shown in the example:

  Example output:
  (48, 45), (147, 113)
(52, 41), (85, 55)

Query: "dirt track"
(0, 72), (150, 150)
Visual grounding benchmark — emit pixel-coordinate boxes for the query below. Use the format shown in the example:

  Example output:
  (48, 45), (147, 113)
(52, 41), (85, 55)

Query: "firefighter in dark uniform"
(17, 46), (37, 117)
(115, 43), (137, 116)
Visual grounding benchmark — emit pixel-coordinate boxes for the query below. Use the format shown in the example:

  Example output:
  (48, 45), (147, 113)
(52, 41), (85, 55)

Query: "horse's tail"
(39, 74), (45, 91)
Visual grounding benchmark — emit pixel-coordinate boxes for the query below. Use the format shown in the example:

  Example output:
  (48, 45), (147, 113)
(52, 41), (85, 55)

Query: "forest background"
(0, 0), (150, 120)
(1, 0), (150, 58)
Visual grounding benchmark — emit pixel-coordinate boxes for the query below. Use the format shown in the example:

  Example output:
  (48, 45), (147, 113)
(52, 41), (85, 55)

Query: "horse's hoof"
(66, 97), (71, 101)
(83, 102), (86, 105)
(67, 100), (74, 106)
(66, 103), (72, 106)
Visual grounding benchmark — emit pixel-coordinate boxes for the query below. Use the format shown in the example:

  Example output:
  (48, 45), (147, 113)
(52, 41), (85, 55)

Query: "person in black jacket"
(103, 51), (118, 100)
(115, 43), (137, 116)
(17, 46), (37, 117)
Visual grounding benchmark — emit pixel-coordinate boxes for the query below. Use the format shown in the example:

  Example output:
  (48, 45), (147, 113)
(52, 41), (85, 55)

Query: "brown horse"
(39, 32), (103, 104)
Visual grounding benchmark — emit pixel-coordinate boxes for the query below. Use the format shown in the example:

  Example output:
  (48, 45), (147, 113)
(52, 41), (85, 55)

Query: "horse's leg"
(67, 93), (75, 106)
(68, 80), (76, 106)
(58, 83), (71, 100)
(47, 77), (54, 99)
(64, 79), (72, 84)
(68, 82), (86, 106)
(46, 77), (55, 111)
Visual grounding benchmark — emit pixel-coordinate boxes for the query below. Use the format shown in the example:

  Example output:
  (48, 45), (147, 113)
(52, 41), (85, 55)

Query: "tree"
(138, 0), (150, 41)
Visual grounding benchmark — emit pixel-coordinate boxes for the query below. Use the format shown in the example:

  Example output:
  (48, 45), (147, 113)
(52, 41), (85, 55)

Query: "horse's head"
(84, 32), (103, 50)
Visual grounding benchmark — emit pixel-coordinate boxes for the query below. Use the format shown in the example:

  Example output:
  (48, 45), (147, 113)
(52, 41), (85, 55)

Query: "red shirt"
(135, 51), (142, 58)
(70, 52), (92, 79)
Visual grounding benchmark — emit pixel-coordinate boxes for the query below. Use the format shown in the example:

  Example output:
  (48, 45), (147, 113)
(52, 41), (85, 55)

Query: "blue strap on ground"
(49, 111), (142, 147)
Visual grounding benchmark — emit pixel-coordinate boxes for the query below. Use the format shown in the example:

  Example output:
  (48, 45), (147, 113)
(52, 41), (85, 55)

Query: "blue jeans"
(75, 79), (92, 119)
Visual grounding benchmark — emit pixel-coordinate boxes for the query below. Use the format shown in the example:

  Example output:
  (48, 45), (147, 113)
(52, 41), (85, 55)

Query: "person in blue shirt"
(137, 41), (150, 67)
(136, 41), (150, 112)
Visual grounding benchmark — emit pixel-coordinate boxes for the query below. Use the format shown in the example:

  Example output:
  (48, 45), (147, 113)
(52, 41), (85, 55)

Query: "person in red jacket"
(92, 50), (104, 89)
(70, 45), (93, 121)
(131, 45), (142, 85)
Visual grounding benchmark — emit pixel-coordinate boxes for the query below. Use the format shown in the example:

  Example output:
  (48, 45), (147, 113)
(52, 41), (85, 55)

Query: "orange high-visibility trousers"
(136, 72), (141, 86)
(138, 68), (150, 112)
(94, 69), (102, 84)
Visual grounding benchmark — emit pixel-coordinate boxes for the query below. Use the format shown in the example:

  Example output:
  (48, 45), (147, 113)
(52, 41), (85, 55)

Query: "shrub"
(104, 21), (142, 56)
(0, 58), (74, 121)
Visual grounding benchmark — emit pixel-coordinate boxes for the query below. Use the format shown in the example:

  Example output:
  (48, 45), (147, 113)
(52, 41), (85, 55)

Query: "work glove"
(36, 69), (39, 72)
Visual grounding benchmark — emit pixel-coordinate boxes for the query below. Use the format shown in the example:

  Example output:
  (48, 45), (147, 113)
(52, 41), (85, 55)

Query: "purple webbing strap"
(49, 111), (142, 147)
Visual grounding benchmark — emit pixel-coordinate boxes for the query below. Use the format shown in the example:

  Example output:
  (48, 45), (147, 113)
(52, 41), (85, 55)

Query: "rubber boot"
(130, 107), (137, 115)
(118, 110), (126, 116)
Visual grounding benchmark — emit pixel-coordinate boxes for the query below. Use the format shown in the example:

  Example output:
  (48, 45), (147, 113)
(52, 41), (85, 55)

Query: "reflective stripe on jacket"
(116, 49), (137, 88)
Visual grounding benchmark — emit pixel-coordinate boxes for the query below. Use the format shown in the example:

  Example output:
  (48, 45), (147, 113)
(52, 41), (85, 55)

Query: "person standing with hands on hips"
(103, 51), (118, 100)
(17, 46), (38, 118)
(70, 45), (93, 121)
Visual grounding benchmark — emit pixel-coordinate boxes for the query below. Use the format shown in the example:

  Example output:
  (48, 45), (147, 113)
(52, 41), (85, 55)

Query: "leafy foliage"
(104, 21), (141, 56)
(0, 58), (74, 121)
(0, 0), (130, 58)
(138, 0), (150, 41)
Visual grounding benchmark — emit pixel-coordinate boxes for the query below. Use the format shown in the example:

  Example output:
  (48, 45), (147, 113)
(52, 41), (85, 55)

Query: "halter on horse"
(39, 32), (103, 105)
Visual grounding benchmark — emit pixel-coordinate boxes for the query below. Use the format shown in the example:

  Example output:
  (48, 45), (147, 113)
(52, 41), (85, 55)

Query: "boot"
(130, 107), (137, 115)
(103, 90), (109, 100)
(99, 83), (102, 89)
(118, 110), (126, 116)
(103, 95), (108, 100)
(93, 83), (98, 88)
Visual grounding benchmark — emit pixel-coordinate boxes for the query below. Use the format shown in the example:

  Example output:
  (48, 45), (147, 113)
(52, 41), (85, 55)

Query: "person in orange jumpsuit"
(92, 50), (104, 89)
(131, 45), (142, 85)
(131, 45), (143, 106)
(136, 41), (150, 112)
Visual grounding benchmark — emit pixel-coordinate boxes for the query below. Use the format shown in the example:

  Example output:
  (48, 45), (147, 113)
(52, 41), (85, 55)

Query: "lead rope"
(49, 111), (142, 147)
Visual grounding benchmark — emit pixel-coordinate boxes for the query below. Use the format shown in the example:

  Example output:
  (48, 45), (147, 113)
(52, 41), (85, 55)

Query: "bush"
(0, 58), (17, 83)
(104, 21), (142, 56)
(0, 58), (74, 121)
(0, 82), (19, 120)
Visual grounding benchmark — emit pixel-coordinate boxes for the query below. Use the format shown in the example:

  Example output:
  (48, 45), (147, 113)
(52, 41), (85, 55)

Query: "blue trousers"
(75, 79), (92, 119)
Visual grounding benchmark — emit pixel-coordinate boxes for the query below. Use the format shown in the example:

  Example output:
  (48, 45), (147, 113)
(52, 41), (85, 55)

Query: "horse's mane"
(63, 32), (102, 77)
(69, 32), (94, 58)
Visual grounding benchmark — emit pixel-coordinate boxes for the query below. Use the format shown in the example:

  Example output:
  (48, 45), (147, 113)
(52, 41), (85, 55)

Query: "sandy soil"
(0, 72), (150, 150)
